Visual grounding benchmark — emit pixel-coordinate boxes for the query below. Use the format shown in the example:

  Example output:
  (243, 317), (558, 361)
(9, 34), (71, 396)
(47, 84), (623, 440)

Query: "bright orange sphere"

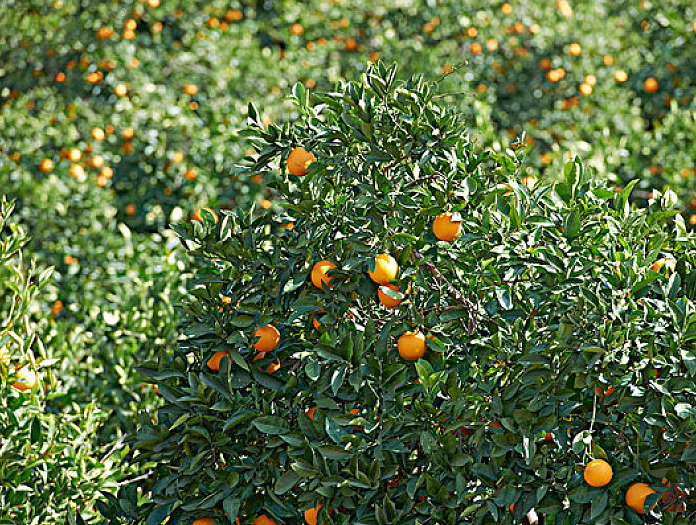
(368, 254), (398, 285)
(287, 147), (316, 176)
(311, 260), (337, 289)
(625, 483), (657, 514)
(207, 350), (229, 371)
(432, 212), (462, 241)
(253, 324), (280, 352)
(584, 459), (613, 487)
(252, 515), (279, 525)
(398, 331), (427, 361)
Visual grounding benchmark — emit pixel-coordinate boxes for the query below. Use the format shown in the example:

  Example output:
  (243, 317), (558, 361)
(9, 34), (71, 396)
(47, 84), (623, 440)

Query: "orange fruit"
(192, 208), (219, 224)
(398, 331), (426, 361)
(544, 432), (553, 441)
(183, 84), (198, 96)
(644, 77), (659, 93)
(90, 155), (104, 169)
(568, 42), (581, 56)
(368, 254), (398, 285)
(579, 83), (592, 96)
(184, 169), (197, 181)
(650, 256), (676, 275)
(193, 519), (214, 525)
(660, 478), (686, 512)
(287, 147), (316, 176)
(265, 358), (281, 374)
(12, 367), (37, 391)
(312, 310), (326, 329)
(584, 459), (613, 487)
(615, 70), (628, 83)
(433, 212), (462, 241)
(92, 128), (105, 141)
(114, 84), (128, 97)
(39, 158), (54, 173)
(253, 325), (280, 352)
(378, 284), (408, 308)
(290, 23), (304, 36)
(311, 260), (337, 289)
(69, 164), (85, 179)
(68, 148), (81, 162)
(307, 406), (316, 419)
(585, 74), (597, 86)
(252, 515), (279, 525)
(625, 482), (657, 514)
(122, 127), (135, 140)
(304, 505), (324, 525)
(207, 350), (229, 371)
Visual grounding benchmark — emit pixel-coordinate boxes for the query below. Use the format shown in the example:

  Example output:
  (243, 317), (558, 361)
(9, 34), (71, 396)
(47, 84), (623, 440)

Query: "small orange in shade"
(568, 42), (581, 56)
(378, 284), (408, 308)
(39, 158), (54, 173)
(470, 42), (482, 54)
(433, 212), (462, 241)
(261, 199), (272, 209)
(207, 350), (229, 371)
(644, 77), (658, 93)
(311, 260), (337, 289)
(501, 3), (512, 15)
(544, 432), (553, 441)
(184, 169), (197, 181)
(312, 310), (325, 329)
(183, 84), (198, 96)
(252, 516), (279, 525)
(398, 331), (427, 361)
(625, 483), (657, 514)
(193, 518), (214, 525)
(368, 254), (398, 285)
(290, 23), (304, 35)
(307, 406), (316, 419)
(253, 324), (280, 352)
(660, 478), (686, 512)
(304, 505), (325, 525)
(51, 300), (64, 317)
(266, 359), (281, 374)
(122, 127), (135, 140)
(615, 69), (628, 83)
(114, 84), (128, 97)
(584, 459), (613, 487)
(287, 147), (316, 176)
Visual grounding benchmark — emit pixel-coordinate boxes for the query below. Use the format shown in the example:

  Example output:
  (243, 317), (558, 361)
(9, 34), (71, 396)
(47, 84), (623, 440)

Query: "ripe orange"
(579, 83), (593, 96)
(184, 169), (197, 181)
(114, 84), (128, 97)
(125, 204), (136, 216)
(192, 519), (214, 525)
(544, 432), (553, 441)
(584, 459), (613, 487)
(378, 284), (408, 308)
(368, 254), (398, 285)
(644, 77), (659, 93)
(90, 155), (104, 169)
(207, 350), (229, 371)
(192, 208), (219, 224)
(398, 331), (426, 361)
(12, 367), (37, 391)
(615, 70), (628, 83)
(122, 127), (135, 140)
(69, 164), (85, 179)
(68, 148), (81, 162)
(568, 42), (582, 56)
(650, 256), (676, 275)
(252, 515), (279, 525)
(312, 310), (326, 329)
(183, 84), (198, 96)
(304, 505), (324, 525)
(625, 483), (657, 514)
(265, 358), (281, 374)
(433, 212), (462, 241)
(253, 324), (280, 352)
(287, 147), (316, 176)
(39, 158), (54, 173)
(660, 478), (686, 512)
(311, 260), (337, 290)
(92, 128), (105, 141)
(307, 406), (316, 419)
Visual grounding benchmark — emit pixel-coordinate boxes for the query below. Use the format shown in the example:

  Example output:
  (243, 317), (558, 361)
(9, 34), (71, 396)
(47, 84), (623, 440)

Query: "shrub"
(121, 66), (694, 525)
(0, 197), (121, 524)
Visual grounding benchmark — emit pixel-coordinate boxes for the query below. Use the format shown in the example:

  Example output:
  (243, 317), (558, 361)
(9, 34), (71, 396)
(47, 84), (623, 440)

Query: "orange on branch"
(378, 284), (408, 308)
(625, 483), (657, 514)
(311, 260), (337, 289)
(287, 147), (316, 176)
(584, 459), (613, 487)
(398, 331), (426, 361)
(368, 254), (398, 285)
(253, 324), (280, 352)
(207, 350), (229, 371)
(433, 212), (462, 241)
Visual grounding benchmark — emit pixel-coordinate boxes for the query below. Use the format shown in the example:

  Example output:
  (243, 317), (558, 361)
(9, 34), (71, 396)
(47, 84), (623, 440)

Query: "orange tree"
(109, 65), (696, 524)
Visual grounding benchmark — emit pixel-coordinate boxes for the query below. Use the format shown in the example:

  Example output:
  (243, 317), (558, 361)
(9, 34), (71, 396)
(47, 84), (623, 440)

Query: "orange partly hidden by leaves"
(207, 350), (229, 371)
(12, 367), (37, 391)
(650, 256), (676, 275)
(307, 406), (316, 419)
(304, 504), (327, 525)
(253, 324), (280, 352)
(625, 482), (657, 514)
(368, 254), (398, 285)
(378, 284), (408, 308)
(192, 519), (214, 525)
(398, 331), (426, 361)
(644, 77), (659, 93)
(311, 260), (337, 289)
(287, 147), (316, 176)
(192, 207), (219, 224)
(252, 515), (279, 525)
(584, 459), (613, 487)
(433, 212), (462, 241)
(660, 478), (686, 512)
